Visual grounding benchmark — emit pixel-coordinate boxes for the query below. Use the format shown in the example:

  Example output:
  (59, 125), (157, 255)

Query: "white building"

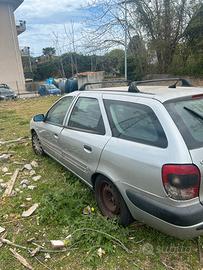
(0, 0), (25, 93)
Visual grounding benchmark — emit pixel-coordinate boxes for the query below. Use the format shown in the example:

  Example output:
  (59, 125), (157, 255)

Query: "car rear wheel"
(32, 131), (44, 156)
(95, 175), (133, 226)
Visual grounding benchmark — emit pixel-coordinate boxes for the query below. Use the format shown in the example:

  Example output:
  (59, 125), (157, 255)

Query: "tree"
(184, 4), (203, 52)
(84, 0), (201, 74)
(42, 47), (56, 58)
(104, 49), (125, 75)
(173, 4), (203, 76)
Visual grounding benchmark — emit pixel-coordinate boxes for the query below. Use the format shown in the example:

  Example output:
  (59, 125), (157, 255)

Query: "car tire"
(32, 131), (44, 156)
(95, 175), (133, 226)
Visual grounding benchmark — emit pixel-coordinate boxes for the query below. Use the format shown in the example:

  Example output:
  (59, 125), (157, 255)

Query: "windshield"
(0, 84), (9, 89)
(165, 97), (203, 149)
(46, 85), (56, 89)
(0, 89), (13, 95)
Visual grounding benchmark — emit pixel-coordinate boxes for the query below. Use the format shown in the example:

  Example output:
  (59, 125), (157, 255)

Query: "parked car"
(0, 84), (17, 100)
(38, 84), (61, 96)
(30, 79), (203, 239)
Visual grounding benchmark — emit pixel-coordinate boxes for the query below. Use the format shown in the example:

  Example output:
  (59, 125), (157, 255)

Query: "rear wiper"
(184, 106), (203, 120)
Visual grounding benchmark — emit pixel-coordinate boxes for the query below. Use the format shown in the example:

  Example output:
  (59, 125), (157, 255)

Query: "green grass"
(0, 97), (201, 269)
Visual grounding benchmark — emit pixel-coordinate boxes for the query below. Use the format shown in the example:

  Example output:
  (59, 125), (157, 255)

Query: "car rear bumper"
(126, 190), (203, 238)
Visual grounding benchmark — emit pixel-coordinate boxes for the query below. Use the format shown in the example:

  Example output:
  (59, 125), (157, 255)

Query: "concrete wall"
(0, 2), (25, 92)
(77, 71), (105, 90)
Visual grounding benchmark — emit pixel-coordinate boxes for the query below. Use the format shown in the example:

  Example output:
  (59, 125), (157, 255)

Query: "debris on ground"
(32, 175), (41, 182)
(0, 183), (7, 189)
(0, 227), (5, 234)
(20, 179), (30, 188)
(24, 164), (33, 171)
(2, 167), (8, 173)
(3, 169), (19, 197)
(51, 240), (66, 249)
(13, 161), (24, 165)
(0, 137), (29, 146)
(31, 160), (38, 168)
(31, 246), (41, 257)
(29, 170), (36, 177)
(22, 203), (39, 218)
(44, 253), (51, 260)
(0, 232), (7, 248)
(3, 172), (12, 176)
(97, 247), (106, 258)
(27, 185), (36, 190)
(83, 206), (95, 215)
(10, 248), (33, 270)
(0, 154), (12, 162)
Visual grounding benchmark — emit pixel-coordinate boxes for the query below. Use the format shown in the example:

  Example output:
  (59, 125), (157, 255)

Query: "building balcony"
(16, 20), (26, 35)
(0, 0), (24, 10)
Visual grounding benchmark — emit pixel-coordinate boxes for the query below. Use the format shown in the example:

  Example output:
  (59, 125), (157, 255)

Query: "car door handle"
(54, 133), (59, 139)
(84, 145), (92, 153)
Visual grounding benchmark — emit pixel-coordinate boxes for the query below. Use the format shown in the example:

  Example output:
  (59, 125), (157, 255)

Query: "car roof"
(73, 85), (203, 103)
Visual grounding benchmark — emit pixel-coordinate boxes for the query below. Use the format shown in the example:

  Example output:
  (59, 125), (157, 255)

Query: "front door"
(38, 96), (74, 161)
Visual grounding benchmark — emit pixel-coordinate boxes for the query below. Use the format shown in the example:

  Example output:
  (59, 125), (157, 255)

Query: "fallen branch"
(69, 228), (131, 253)
(1, 238), (32, 251)
(10, 248), (33, 270)
(0, 137), (29, 145)
(0, 232), (7, 248)
(1, 237), (75, 254)
(3, 169), (19, 197)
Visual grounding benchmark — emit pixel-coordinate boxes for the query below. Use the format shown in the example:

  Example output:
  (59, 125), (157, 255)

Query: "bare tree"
(52, 32), (66, 77)
(64, 21), (78, 75)
(83, 0), (202, 72)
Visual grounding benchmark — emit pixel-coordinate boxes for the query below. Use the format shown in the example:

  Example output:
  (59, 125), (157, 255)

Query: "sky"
(15, 0), (90, 56)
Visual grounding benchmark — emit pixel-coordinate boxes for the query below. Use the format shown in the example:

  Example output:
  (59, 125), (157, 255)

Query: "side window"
(46, 96), (73, 126)
(68, 97), (105, 135)
(104, 100), (167, 148)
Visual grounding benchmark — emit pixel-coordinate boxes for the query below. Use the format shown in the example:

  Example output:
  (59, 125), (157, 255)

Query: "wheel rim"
(100, 182), (120, 217)
(32, 134), (42, 154)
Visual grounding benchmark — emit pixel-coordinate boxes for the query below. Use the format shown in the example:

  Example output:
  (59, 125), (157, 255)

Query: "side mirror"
(33, 114), (45, 122)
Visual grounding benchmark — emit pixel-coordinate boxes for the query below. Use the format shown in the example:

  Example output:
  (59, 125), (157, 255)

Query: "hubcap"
(33, 134), (42, 154)
(100, 182), (120, 217)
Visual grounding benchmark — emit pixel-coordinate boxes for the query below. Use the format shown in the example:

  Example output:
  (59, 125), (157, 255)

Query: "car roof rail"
(128, 78), (193, 93)
(79, 80), (130, 91)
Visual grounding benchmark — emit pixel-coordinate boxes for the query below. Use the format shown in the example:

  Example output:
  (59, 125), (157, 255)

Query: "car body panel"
(36, 122), (63, 161)
(38, 84), (61, 96)
(0, 84), (17, 100)
(59, 128), (111, 183)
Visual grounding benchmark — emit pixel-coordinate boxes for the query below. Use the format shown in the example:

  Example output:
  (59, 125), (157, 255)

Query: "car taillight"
(162, 164), (201, 200)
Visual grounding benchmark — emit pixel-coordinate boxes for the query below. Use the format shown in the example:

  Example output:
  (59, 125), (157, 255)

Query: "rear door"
(165, 96), (203, 202)
(37, 96), (74, 160)
(59, 93), (111, 185)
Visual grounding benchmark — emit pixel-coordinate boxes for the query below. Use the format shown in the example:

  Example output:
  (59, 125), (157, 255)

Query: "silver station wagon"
(30, 79), (203, 239)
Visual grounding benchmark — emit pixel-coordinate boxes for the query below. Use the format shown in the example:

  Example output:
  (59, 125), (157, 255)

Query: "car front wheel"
(95, 175), (133, 226)
(32, 131), (44, 156)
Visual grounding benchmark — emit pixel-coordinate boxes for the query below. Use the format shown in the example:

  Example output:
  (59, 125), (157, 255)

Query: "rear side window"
(165, 98), (203, 149)
(68, 97), (105, 135)
(104, 100), (167, 148)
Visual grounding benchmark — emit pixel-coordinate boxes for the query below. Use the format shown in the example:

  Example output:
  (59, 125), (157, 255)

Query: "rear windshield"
(165, 97), (203, 149)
